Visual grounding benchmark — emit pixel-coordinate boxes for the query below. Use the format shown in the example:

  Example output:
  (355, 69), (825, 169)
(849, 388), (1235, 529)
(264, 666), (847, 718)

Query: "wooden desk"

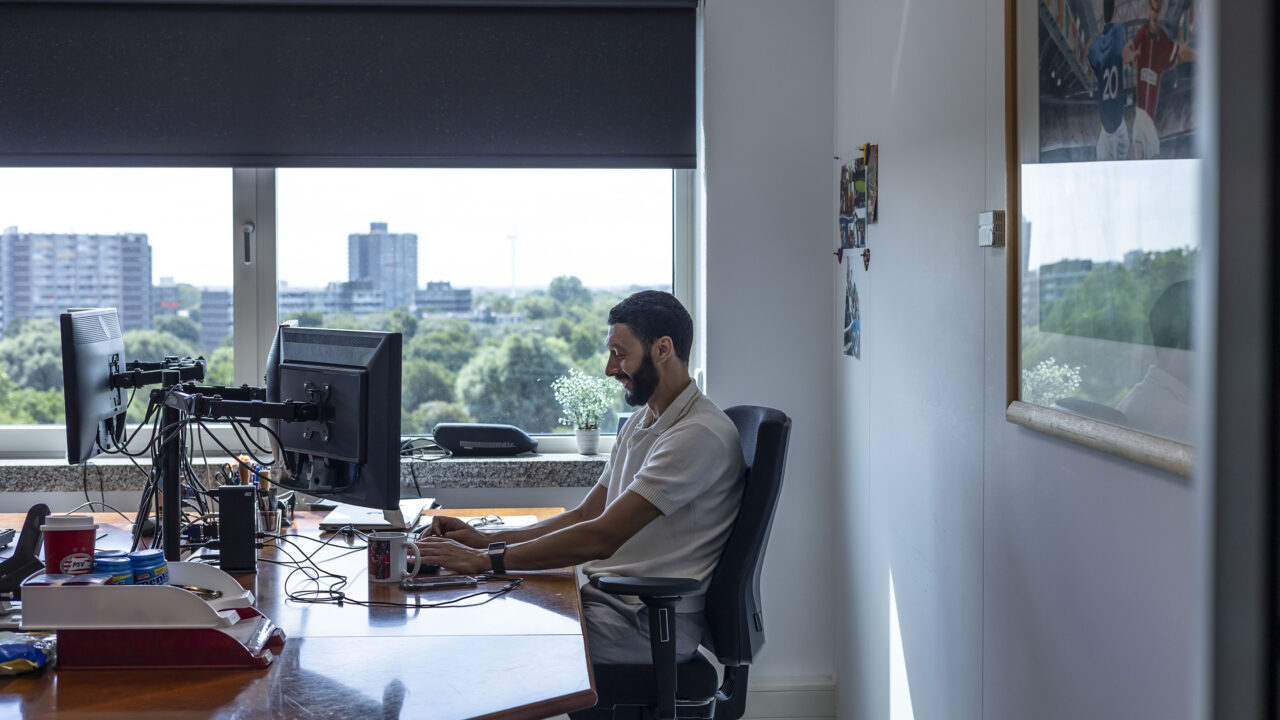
(0, 508), (597, 720)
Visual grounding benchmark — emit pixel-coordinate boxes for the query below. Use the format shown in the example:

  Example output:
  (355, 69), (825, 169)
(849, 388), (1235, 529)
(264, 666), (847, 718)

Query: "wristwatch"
(487, 541), (506, 574)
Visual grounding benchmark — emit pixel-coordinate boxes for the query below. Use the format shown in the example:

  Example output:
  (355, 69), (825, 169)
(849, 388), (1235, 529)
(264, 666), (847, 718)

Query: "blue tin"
(94, 554), (134, 585)
(128, 549), (169, 586)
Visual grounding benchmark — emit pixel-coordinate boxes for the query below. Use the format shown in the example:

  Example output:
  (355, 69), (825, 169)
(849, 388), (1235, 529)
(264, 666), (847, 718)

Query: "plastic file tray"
(20, 561), (285, 669)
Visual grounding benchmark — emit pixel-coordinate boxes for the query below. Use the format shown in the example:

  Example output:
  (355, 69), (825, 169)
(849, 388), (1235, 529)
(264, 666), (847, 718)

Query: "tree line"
(0, 275), (647, 436)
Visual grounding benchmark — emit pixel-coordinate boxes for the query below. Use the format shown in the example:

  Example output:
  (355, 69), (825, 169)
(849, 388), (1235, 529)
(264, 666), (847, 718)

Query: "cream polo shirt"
(582, 381), (744, 611)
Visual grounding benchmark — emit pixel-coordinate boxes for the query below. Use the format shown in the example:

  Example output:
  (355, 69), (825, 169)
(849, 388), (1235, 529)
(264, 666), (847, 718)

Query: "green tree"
(123, 330), (200, 365)
(0, 320), (63, 391)
(569, 324), (601, 361)
(155, 316), (201, 347)
(177, 284), (202, 311)
(0, 369), (64, 424)
(403, 358), (455, 408)
(383, 309), (419, 340)
(455, 335), (573, 432)
(1040, 264), (1145, 345)
(204, 345), (235, 387)
(407, 324), (477, 373)
(548, 275), (592, 308)
(285, 310), (325, 328)
(475, 292), (514, 314)
(516, 294), (561, 320)
(403, 401), (472, 435)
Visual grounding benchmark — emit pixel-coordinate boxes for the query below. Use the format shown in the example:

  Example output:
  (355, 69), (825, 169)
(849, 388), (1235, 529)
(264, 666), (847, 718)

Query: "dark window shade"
(0, 2), (696, 168)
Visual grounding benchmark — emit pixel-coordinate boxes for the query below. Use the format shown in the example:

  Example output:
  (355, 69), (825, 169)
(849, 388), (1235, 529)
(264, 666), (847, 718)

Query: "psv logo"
(60, 552), (93, 574)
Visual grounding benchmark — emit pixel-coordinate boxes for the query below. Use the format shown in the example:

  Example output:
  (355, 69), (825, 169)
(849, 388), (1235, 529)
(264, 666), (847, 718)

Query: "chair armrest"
(596, 576), (700, 598)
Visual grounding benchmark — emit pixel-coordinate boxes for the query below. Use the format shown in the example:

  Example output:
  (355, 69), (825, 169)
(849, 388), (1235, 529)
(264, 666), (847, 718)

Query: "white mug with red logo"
(367, 531), (422, 583)
(40, 515), (98, 575)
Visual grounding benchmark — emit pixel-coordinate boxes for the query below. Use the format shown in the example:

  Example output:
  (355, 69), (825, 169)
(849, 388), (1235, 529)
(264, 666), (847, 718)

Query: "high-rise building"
(0, 226), (152, 331)
(154, 277), (182, 318)
(200, 288), (233, 351)
(348, 222), (418, 310)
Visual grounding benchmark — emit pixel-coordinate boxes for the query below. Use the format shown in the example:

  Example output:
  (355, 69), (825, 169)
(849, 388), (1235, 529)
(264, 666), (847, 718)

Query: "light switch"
(978, 210), (1004, 247)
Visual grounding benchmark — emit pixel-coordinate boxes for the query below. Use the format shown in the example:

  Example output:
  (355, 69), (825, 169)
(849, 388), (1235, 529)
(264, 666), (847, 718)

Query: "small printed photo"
(851, 157), (867, 248)
(839, 164), (855, 216)
(843, 265), (860, 358)
(866, 144), (879, 223)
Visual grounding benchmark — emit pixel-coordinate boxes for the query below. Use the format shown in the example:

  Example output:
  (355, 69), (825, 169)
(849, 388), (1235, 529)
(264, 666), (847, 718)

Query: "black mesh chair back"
(703, 405), (792, 667)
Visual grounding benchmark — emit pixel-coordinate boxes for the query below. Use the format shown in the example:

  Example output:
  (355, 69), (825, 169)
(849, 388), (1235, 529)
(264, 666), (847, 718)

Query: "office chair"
(576, 405), (792, 720)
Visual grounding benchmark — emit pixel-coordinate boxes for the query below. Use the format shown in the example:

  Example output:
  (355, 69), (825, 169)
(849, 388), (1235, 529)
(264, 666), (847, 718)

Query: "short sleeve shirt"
(1132, 24), (1179, 116)
(1088, 23), (1128, 133)
(582, 381), (744, 611)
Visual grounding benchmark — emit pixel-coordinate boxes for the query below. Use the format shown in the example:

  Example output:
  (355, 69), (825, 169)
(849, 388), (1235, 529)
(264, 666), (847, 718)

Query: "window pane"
(0, 169), (232, 426)
(276, 169), (673, 436)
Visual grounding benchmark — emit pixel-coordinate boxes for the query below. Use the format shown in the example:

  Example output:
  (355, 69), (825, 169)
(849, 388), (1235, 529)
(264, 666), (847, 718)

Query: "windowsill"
(0, 454), (606, 493)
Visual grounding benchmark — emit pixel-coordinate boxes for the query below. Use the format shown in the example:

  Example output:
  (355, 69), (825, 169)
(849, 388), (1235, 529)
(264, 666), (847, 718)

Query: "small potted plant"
(552, 368), (615, 454)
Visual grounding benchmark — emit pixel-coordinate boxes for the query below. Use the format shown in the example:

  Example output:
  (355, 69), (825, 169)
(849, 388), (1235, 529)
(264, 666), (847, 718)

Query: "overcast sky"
(1021, 159), (1201, 270)
(0, 168), (673, 291)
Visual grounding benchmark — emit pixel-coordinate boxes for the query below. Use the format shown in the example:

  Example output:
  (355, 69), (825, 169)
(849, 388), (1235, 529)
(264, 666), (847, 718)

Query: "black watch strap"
(488, 541), (506, 574)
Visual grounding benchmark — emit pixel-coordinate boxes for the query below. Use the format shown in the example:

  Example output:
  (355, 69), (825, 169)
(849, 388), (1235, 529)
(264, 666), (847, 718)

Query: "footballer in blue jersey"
(1087, 0), (1130, 160)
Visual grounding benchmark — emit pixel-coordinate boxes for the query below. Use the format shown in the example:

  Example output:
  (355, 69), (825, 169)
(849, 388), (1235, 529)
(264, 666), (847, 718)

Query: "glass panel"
(1018, 0), (1202, 446)
(1019, 160), (1198, 444)
(0, 169), (233, 425)
(276, 169), (674, 436)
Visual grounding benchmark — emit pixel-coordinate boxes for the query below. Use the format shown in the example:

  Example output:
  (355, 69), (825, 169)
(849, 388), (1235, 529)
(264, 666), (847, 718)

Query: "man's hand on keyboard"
(423, 515), (488, 548)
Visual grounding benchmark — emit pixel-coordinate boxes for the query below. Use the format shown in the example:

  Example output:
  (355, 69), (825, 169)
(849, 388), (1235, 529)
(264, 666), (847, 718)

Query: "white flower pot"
(575, 427), (600, 455)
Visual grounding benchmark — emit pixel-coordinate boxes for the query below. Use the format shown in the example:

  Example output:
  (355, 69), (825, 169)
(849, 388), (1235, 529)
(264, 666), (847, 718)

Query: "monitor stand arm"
(152, 381), (323, 562)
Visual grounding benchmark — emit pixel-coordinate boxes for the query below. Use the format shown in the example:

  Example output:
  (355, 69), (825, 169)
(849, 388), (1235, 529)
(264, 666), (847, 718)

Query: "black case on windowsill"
(431, 423), (538, 457)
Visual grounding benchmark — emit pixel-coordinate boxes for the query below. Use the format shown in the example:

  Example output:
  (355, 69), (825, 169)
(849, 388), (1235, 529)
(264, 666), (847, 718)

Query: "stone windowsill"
(0, 454), (606, 493)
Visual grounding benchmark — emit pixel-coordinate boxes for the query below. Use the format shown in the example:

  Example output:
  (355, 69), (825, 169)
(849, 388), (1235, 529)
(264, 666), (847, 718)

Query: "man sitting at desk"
(416, 290), (745, 664)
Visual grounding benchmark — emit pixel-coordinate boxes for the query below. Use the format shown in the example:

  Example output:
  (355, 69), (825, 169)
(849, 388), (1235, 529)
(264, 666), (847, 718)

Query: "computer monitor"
(267, 326), (402, 512)
(59, 308), (127, 464)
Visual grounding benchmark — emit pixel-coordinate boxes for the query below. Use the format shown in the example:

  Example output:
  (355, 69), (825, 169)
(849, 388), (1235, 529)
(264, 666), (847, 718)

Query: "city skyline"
(0, 168), (674, 291)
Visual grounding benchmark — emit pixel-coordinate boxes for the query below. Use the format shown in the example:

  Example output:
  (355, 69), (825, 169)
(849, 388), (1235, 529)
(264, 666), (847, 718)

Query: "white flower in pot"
(552, 368), (615, 455)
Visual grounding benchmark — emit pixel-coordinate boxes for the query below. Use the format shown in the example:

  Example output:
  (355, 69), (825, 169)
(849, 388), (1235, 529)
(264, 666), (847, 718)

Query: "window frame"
(0, 168), (698, 459)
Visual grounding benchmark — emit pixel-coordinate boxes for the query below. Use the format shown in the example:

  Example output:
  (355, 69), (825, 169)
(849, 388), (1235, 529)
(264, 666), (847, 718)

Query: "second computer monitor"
(59, 308), (128, 465)
(268, 326), (402, 512)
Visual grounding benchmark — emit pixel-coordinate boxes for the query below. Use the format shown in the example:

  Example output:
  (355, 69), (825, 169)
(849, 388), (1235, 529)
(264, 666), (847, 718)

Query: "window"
(0, 168), (694, 457)
(0, 168), (233, 456)
(275, 169), (675, 442)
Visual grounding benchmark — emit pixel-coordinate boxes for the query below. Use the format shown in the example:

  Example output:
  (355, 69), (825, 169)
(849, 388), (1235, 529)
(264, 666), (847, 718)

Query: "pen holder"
(257, 510), (282, 534)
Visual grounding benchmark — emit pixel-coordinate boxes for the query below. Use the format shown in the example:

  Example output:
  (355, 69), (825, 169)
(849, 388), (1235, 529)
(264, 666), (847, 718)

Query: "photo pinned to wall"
(865, 144), (879, 223)
(851, 155), (867, 247)
(843, 262), (860, 358)
(837, 153), (867, 250)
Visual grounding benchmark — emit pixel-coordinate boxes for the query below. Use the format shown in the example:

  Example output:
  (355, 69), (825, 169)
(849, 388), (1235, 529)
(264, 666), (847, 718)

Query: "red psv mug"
(40, 515), (99, 575)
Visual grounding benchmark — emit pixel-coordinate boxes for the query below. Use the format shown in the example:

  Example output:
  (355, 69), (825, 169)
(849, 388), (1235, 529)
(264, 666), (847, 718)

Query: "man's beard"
(621, 350), (660, 407)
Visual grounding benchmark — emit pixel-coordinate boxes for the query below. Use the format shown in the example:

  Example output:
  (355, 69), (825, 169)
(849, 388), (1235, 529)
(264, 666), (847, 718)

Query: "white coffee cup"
(367, 531), (422, 583)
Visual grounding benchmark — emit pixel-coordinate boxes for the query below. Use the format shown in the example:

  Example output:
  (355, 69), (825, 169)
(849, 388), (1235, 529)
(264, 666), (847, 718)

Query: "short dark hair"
(1103, 0), (1114, 23)
(608, 290), (693, 363)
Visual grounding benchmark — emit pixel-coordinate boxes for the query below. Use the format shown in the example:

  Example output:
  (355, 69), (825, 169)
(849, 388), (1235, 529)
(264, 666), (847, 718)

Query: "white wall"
(703, 0), (838, 696)
(833, 0), (1200, 719)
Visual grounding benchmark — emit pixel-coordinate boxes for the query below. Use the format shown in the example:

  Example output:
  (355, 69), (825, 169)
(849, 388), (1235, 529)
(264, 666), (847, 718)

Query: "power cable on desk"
(260, 533), (522, 609)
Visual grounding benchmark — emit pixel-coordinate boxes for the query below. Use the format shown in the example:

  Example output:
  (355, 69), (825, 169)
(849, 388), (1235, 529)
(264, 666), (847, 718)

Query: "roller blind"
(0, 1), (697, 167)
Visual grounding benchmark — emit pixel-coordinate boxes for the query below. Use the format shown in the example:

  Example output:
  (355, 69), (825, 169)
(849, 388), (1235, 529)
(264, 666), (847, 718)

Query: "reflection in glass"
(1019, 160), (1197, 444)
